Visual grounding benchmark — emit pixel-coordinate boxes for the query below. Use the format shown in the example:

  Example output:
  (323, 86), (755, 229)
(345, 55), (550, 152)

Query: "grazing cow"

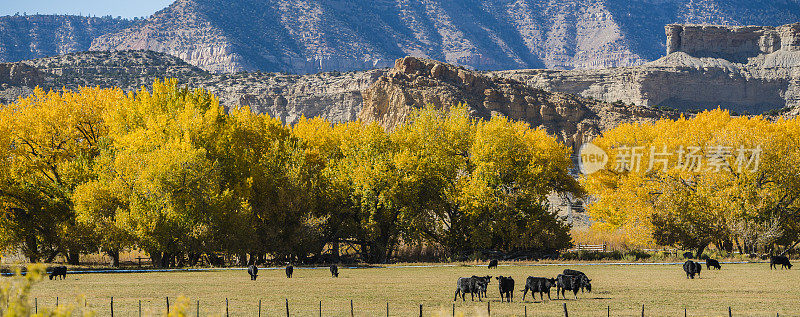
(521, 277), (556, 301)
(706, 258), (722, 270)
(488, 259), (498, 269)
(286, 265), (294, 278)
(496, 276), (515, 302)
(683, 260), (702, 279)
(683, 252), (694, 259)
(556, 274), (586, 299)
(247, 265), (258, 280)
(454, 276), (490, 301)
(562, 269), (592, 293)
(330, 265), (339, 277)
(472, 275), (492, 298)
(770, 256), (793, 270)
(48, 266), (67, 280)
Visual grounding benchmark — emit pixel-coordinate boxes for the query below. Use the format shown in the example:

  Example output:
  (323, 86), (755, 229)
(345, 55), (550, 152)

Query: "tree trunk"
(149, 252), (164, 268)
(695, 244), (707, 259)
(107, 250), (120, 267)
(24, 235), (39, 263)
(66, 251), (80, 265)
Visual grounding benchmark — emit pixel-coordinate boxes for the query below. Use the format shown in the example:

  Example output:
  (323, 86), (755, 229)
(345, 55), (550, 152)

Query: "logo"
(578, 142), (608, 175)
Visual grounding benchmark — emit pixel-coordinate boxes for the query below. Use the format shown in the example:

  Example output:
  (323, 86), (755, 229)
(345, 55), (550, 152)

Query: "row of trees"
(584, 110), (800, 257)
(0, 79), (580, 266)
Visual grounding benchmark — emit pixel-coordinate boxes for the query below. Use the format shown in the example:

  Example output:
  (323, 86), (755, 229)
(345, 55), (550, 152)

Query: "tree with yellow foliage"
(584, 109), (800, 257)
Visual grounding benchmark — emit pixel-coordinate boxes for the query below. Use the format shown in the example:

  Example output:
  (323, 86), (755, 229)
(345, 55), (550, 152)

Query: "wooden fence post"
(419, 304), (423, 317)
(607, 305), (610, 317)
(729, 307), (732, 317)
(524, 305), (527, 317)
(387, 302), (389, 317)
(110, 297), (114, 317)
(259, 299), (261, 317)
(641, 304), (645, 317)
(56, 297), (58, 307)
(139, 300), (141, 317)
(226, 298), (229, 317)
(452, 303), (455, 317)
(34, 298), (37, 314)
(563, 303), (568, 317)
(487, 301), (490, 316)
(685, 308), (687, 317)
(196, 300), (200, 317)
(285, 299), (289, 317)
(167, 297), (170, 314)
(319, 300), (322, 317)
(350, 300), (354, 317)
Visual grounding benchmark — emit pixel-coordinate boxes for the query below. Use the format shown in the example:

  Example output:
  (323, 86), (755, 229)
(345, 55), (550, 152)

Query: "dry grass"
(29, 263), (798, 316)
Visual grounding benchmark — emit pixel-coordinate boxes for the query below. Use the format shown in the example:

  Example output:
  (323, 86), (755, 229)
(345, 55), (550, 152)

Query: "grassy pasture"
(29, 263), (798, 316)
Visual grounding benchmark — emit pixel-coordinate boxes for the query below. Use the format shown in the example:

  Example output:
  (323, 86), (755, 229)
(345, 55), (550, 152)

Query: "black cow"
(706, 258), (721, 270)
(488, 259), (498, 269)
(453, 276), (490, 301)
(473, 275), (492, 298)
(49, 266), (67, 280)
(683, 252), (694, 259)
(770, 256), (793, 270)
(496, 276), (514, 302)
(562, 269), (592, 293)
(330, 265), (339, 277)
(683, 260), (702, 279)
(556, 274), (587, 299)
(247, 265), (258, 280)
(286, 265), (294, 278)
(521, 277), (556, 301)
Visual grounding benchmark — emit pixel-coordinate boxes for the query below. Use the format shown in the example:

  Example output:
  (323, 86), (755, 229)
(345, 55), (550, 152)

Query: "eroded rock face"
(493, 23), (800, 115)
(0, 50), (384, 124)
(360, 57), (674, 148)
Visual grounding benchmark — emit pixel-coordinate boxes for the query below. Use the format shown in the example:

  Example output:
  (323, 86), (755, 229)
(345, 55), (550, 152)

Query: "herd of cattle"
(454, 268), (591, 302)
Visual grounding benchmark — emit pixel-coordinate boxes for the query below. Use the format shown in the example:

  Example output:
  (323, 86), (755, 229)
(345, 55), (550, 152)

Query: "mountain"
(0, 15), (134, 62)
(88, 0), (800, 74)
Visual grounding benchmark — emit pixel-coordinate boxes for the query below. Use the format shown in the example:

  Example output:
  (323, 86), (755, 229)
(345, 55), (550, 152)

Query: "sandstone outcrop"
(493, 22), (800, 115)
(360, 57), (675, 148)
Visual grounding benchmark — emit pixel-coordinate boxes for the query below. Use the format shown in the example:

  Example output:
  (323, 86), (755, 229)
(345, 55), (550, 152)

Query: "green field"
(28, 263), (798, 316)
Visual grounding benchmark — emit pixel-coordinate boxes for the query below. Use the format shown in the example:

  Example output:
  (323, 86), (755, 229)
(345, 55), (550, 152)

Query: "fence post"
(608, 305), (610, 317)
(452, 303), (455, 317)
(319, 300), (322, 317)
(729, 307), (732, 317)
(110, 297), (114, 317)
(563, 303), (568, 317)
(350, 300), (354, 317)
(226, 298), (229, 317)
(387, 302), (389, 317)
(685, 308), (687, 317)
(167, 297), (170, 314)
(56, 297), (58, 307)
(419, 304), (422, 317)
(286, 299), (289, 317)
(259, 299), (261, 317)
(641, 304), (645, 317)
(524, 305), (527, 317)
(139, 300), (142, 317)
(34, 298), (37, 314)
(196, 300), (200, 317)
(487, 301), (490, 316)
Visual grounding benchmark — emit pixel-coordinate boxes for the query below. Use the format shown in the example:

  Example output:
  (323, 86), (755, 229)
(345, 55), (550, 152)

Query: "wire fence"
(29, 297), (786, 317)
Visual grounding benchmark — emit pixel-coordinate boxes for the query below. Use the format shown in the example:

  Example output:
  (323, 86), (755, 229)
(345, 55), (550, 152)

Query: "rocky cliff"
(87, 0), (800, 74)
(360, 56), (675, 148)
(493, 22), (800, 114)
(0, 50), (382, 123)
(0, 15), (133, 63)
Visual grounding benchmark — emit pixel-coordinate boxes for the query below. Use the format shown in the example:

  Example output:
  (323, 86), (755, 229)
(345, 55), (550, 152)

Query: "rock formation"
(87, 0), (800, 74)
(493, 22), (800, 114)
(359, 56), (675, 148)
(0, 50), (382, 124)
